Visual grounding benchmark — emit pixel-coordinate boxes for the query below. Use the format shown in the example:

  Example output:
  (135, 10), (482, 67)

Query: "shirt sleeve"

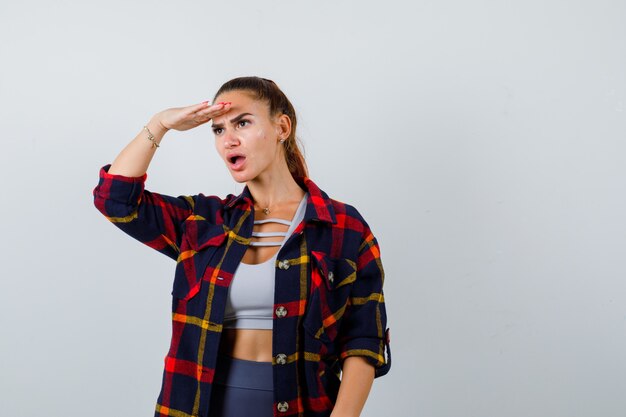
(336, 224), (391, 378)
(92, 163), (195, 261)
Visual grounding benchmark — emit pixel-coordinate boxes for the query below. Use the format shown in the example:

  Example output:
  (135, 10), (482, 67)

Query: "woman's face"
(212, 90), (286, 183)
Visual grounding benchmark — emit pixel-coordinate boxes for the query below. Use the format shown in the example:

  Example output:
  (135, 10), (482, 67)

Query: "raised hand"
(156, 101), (232, 132)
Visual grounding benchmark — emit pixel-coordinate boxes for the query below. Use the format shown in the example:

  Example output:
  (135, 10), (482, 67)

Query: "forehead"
(212, 90), (270, 123)
(214, 89), (256, 104)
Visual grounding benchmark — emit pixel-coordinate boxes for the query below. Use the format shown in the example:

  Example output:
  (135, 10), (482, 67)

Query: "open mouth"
(228, 155), (246, 169)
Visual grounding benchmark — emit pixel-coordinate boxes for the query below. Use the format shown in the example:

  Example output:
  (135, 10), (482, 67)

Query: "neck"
(246, 160), (305, 211)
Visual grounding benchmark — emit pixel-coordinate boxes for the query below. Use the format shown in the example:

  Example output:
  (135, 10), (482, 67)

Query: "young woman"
(93, 76), (391, 417)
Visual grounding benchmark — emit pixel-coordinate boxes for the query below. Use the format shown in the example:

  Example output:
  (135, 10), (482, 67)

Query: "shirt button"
(278, 259), (290, 270)
(327, 270), (334, 283)
(277, 401), (289, 412)
(275, 306), (287, 318)
(276, 353), (287, 365)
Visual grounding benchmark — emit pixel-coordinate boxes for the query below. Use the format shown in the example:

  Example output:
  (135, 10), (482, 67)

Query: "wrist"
(149, 114), (170, 136)
(141, 117), (168, 150)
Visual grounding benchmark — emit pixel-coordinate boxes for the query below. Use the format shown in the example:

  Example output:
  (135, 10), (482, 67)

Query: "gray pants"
(208, 353), (274, 417)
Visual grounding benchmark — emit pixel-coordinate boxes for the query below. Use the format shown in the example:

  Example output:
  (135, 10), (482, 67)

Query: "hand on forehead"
(211, 91), (270, 125)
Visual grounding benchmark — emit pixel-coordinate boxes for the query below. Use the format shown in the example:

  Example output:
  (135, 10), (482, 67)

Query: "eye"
(212, 127), (223, 135)
(237, 119), (250, 128)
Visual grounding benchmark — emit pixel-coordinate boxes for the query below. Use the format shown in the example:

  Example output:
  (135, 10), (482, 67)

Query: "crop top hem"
(223, 317), (274, 330)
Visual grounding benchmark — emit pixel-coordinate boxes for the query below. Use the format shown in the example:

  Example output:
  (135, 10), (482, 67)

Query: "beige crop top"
(223, 192), (308, 329)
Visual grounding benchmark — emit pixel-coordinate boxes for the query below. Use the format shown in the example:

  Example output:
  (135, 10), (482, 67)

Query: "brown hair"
(212, 76), (309, 179)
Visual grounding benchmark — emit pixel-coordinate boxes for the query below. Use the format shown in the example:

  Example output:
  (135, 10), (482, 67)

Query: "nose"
(222, 129), (240, 149)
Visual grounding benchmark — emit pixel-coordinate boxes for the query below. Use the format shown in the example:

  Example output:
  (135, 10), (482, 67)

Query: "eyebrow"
(211, 112), (254, 129)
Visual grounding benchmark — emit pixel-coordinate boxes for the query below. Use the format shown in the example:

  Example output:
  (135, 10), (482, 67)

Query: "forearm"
(330, 356), (375, 417)
(108, 115), (168, 177)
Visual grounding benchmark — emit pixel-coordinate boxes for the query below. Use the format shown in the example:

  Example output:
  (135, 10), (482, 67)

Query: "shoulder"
(324, 194), (382, 262)
(303, 175), (374, 238)
(186, 192), (239, 224)
(190, 192), (231, 209)
(327, 196), (372, 236)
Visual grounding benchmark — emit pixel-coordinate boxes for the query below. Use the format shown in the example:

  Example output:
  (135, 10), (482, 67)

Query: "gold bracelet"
(143, 125), (160, 148)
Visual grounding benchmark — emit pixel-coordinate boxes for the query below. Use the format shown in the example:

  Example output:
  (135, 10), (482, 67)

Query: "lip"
(226, 152), (247, 171)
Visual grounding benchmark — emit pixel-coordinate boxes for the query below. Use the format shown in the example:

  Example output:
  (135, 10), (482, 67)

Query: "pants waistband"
(213, 353), (273, 391)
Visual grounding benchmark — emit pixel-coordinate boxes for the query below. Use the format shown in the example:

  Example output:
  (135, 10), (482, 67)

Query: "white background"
(1, 1), (625, 416)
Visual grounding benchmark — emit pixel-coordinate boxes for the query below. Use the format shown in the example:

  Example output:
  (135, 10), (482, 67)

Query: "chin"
(229, 171), (254, 184)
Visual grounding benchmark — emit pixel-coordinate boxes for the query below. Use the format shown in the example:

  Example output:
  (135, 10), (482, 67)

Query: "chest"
(170, 209), (358, 342)
(240, 199), (305, 265)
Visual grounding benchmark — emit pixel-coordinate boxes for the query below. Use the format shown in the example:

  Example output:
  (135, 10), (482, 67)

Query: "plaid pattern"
(93, 163), (391, 417)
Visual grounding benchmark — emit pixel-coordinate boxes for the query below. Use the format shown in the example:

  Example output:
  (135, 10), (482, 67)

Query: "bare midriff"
(218, 194), (305, 363)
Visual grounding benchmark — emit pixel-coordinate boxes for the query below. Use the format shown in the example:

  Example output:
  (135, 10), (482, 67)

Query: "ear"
(274, 113), (292, 140)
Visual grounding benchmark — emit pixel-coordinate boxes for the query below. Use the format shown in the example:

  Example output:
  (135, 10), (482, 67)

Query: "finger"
(185, 101), (211, 115)
(197, 102), (231, 117)
(207, 101), (231, 110)
(192, 104), (227, 124)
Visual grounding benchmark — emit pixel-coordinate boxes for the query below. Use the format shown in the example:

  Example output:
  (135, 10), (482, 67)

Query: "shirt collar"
(224, 176), (337, 225)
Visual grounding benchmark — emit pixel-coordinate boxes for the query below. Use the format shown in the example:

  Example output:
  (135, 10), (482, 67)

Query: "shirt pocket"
(303, 250), (357, 344)
(171, 217), (228, 301)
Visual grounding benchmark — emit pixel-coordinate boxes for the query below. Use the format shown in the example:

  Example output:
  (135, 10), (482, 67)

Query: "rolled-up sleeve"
(92, 163), (194, 261)
(337, 225), (391, 378)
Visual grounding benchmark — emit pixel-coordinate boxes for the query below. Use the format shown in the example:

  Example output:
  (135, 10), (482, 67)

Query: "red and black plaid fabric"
(93, 163), (391, 417)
